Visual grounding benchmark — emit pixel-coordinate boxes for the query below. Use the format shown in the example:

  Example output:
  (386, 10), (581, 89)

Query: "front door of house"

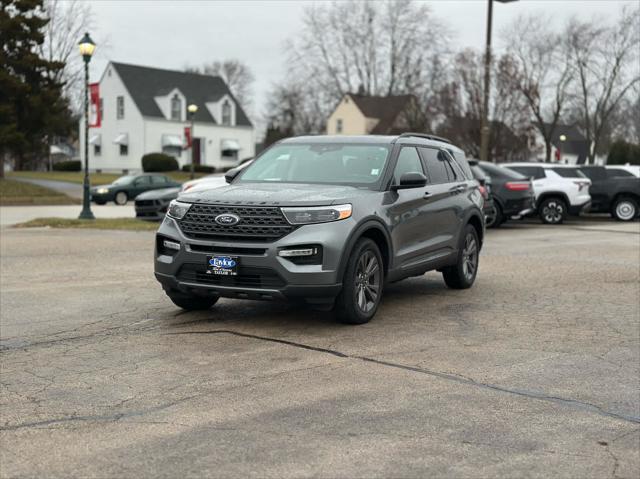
(192, 138), (201, 165)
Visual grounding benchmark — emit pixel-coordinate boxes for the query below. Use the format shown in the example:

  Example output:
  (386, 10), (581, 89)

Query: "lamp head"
(78, 32), (96, 63)
(187, 104), (198, 115)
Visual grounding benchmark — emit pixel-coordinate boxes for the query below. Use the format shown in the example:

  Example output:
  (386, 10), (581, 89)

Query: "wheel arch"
(466, 213), (484, 249)
(537, 191), (570, 209)
(337, 219), (392, 280)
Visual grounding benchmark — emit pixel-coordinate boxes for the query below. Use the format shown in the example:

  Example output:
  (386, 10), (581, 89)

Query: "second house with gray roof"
(81, 62), (254, 172)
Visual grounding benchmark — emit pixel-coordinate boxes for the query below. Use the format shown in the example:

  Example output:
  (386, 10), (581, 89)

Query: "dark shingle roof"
(349, 94), (414, 134)
(544, 123), (589, 159)
(111, 62), (252, 127)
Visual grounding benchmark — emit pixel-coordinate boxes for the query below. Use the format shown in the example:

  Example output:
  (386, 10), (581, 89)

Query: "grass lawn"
(0, 179), (77, 206)
(14, 217), (159, 231)
(7, 170), (208, 185)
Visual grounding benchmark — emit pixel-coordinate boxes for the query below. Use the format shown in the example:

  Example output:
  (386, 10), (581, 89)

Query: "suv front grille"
(177, 263), (285, 289)
(177, 204), (295, 242)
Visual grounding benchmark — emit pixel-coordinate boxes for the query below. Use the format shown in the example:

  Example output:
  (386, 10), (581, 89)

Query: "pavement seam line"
(166, 329), (640, 426)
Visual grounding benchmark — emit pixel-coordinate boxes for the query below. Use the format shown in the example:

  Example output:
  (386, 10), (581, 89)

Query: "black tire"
(114, 191), (128, 205)
(166, 290), (219, 310)
(334, 238), (384, 325)
(486, 202), (503, 228)
(538, 197), (567, 225)
(442, 224), (480, 289)
(611, 196), (638, 221)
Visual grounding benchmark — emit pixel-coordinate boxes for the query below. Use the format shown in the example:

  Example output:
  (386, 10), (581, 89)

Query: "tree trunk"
(544, 140), (552, 163)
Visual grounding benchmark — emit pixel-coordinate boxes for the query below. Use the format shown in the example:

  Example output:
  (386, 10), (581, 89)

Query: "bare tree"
(435, 49), (533, 161)
(502, 14), (574, 162)
(282, 0), (450, 131)
(187, 59), (255, 111)
(567, 6), (640, 162)
(40, 0), (94, 114)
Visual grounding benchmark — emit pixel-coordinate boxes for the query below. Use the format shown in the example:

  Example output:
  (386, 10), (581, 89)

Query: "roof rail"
(397, 132), (452, 144)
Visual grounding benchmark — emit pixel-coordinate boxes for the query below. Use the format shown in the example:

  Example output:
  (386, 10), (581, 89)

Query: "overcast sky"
(87, 0), (633, 124)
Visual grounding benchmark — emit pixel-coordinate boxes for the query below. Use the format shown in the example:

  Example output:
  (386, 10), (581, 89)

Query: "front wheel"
(114, 191), (128, 205)
(334, 238), (384, 325)
(611, 197), (638, 221)
(538, 197), (566, 225)
(442, 225), (479, 289)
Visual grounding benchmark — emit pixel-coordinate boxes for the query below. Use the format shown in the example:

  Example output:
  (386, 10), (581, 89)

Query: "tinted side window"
(551, 167), (587, 178)
(451, 151), (473, 179)
(151, 176), (168, 184)
(420, 147), (450, 184)
(581, 167), (606, 181)
(393, 147), (424, 182)
(607, 168), (634, 178)
(135, 176), (151, 185)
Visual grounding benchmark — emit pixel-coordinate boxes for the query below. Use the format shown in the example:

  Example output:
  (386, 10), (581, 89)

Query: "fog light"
(278, 248), (317, 257)
(163, 239), (181, 251)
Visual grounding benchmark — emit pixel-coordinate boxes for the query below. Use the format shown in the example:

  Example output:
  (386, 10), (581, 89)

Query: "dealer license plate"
(206, 256), (238, 276)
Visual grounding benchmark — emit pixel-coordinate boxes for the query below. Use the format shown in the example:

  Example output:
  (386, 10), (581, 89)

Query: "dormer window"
(222, 99), (231, 126)
(170, 94), (182, 121)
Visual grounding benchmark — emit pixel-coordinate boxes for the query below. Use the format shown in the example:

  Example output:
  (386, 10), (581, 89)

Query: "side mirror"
(225, 166), (241, 184)
(391, 172), (427, 191)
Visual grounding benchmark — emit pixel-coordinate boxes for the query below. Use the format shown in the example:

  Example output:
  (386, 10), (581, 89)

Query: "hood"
(135, 187), (180, 200)
(178, 182), (377, 207)
(91, 184), (113, 190)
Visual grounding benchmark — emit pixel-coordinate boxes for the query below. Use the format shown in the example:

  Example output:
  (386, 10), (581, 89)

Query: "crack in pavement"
(166, 329), (640, 426)
(0, 394), (200, 432)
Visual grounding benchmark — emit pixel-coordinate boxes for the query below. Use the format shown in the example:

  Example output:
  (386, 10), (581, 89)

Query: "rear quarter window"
(550, 167), (587, 178)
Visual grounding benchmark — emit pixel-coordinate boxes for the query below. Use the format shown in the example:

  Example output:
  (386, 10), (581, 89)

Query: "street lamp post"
(78, 32), (96, 220)
(479, 0), (518, 164)
(187, 104), (198, 180)
(558, 134), (567, 163)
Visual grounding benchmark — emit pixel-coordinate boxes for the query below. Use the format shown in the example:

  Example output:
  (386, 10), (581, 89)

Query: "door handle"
(423, 191), (432, 199)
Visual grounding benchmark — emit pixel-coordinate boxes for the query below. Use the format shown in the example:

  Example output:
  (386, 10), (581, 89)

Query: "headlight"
(167, 200), (191, 219)
(281, 204), (352, 225)
(96, 188), (109, 194)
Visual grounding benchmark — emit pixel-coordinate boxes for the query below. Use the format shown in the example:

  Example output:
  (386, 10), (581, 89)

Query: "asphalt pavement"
(0, 221), (638, 478)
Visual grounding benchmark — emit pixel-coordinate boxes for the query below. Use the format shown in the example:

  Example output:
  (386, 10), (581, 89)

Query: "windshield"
(113, 175), (135, 185)
(238, 143), (390, 187)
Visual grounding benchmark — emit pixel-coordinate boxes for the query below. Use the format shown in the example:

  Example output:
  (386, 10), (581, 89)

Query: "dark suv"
(154, 134), (485, 324)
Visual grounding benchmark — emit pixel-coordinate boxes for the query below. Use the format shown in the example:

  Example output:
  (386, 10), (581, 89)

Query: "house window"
(94, 144), (101, 156)
(116, 96), (124, 119)
(221, 100), (231, 125)
(170, 94), (181, 121)
(336, 119), (343, 133)
(119, 144), (128, 156)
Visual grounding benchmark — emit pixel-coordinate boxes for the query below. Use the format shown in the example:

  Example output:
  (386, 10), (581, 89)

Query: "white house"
(80, 62), (255, 172)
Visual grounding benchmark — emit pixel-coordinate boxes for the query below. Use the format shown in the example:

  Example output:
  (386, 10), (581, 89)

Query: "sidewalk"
(10, 177), (83, 199)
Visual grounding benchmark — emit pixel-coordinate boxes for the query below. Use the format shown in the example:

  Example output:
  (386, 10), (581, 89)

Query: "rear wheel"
(442, 225), (479, 289)
(334, 238), (383, 325)
(114, 191), (128, 205)
(166, 290), (219, 310)
(485, 203), (503, 228)
(538, 197), (566, 225)
(611, 197), (638, 221)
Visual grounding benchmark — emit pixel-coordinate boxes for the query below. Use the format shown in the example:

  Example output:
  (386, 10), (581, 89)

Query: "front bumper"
(136, 198), (172, 221)
(90, 191), (114, 202)
(154, 216), (351, 304)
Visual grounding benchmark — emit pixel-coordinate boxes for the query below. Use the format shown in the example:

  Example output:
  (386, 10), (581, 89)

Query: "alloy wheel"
(462, 234), (478, 281)
(542, 201), (564, 224)
(354, 250), (381, 313)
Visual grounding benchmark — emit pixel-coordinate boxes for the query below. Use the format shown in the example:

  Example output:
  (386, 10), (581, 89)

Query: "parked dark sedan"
(469, 162), (495, 221)
(470, 160), (535, 228)
(91, 174), (181, 205)
(135, 187), (181, 220)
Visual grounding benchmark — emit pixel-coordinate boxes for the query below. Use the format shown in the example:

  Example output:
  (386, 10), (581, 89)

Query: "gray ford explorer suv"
(155, 133), (485, 324)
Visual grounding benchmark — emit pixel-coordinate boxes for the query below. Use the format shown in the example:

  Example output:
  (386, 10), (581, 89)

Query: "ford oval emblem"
(214, 213), (240, 226)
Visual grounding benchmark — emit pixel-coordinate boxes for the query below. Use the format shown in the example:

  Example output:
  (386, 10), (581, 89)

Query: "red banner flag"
(89, 83), (101, 127)
(184, 126), (192, 149)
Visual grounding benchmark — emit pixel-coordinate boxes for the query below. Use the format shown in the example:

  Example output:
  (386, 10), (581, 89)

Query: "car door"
(417, 147), (464, 256)
(386, 146), (434, 269)
(131, 176), (151, 197)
